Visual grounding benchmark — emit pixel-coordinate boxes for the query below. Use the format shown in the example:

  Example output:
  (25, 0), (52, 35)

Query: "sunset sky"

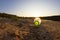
(0, 0), (60, 17)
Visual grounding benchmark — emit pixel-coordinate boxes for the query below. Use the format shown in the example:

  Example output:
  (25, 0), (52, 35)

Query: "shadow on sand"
(0, 18), (53, 40)
(23, 25), (53, 40)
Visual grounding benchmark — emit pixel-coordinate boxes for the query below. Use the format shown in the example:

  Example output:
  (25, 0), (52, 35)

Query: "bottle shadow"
(24, 25), (53, 40)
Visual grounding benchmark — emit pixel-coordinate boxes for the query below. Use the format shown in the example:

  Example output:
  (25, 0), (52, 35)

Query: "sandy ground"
(0, 18), (60, 40)
(41, 20), (60, 40)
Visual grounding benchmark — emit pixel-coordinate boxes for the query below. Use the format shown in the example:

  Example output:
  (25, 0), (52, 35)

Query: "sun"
(33, 13), (40, 17)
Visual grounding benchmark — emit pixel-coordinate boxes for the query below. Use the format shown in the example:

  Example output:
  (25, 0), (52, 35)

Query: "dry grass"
(41, 20), (60, 40)
(0, 18), (60, 40)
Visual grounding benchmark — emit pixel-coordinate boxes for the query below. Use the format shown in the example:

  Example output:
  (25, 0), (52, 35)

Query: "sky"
(0, 0), (60, 17)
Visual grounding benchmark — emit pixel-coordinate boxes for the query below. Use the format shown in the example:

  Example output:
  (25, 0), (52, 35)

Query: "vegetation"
(41, 15), (60, 21)
(0, 13), (20, 20)
(0, 12), (60, 40)
(0, 13), (60, 21)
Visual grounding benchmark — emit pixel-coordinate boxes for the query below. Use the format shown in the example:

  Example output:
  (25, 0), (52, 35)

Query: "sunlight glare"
(34, 17), (41, 26)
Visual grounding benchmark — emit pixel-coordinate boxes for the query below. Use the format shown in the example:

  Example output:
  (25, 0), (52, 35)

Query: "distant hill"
(0, 13), (60, 21)
(41, 15), (60, 21)
(0, 13), (20, 20)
